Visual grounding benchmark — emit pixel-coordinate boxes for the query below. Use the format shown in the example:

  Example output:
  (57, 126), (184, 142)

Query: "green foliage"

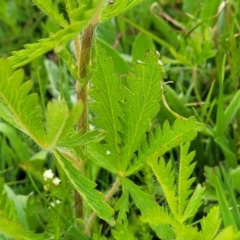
(0, 179), (44, 240)
(1, 0), (240, 239)
(53, 149), (114, 225)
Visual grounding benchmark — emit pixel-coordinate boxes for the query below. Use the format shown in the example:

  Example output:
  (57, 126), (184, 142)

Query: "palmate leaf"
(101, 0), (143, 20)
(90, 45), (122, 168)
(121, 51), (163, 170)
(32, 0), (69, 27)
(0, 58), (84, 150)
(53, 149), (114, 225)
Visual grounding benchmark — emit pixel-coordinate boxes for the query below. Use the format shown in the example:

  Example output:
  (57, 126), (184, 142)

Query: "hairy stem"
(85, 177), (120, 236)
(74, 23), (97, 220)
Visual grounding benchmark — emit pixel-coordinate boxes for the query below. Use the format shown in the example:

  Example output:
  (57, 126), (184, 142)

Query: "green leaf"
(9, 1), (101, 68)
(126, 117), (203, 176)
(111, 223), (137, 240)
(58, 48), (79, 80)
(140, 206), (173, 226)
(200, 206), (221, 240)
(121, 177), (158, 215)
(121, 50), (163, 170)
(96, 38), (130, 74)
(0, 59), (45, 146)
(32, 0), (69, 27)
(45, 100), (69, 149)
(114, 190), (129, 223)
(178, 142), (197, 222)
(90, 45), (123, 168)
(214, 226), (240, 240)
(0, 59), (84, 150)
(213, 171), (237, 230)
(122, 178), (175, 240)
(147, 157), (177, 216)
(0, 219), (44, 240)
(101, 0), (142, 20)
(4, 185), (29, 231)
(231, 167), (240, 192)
(58, 130), (105, 147)
(224, 90), (240, 130)
(132, 33), (155, 63)
(88, 143), (119, 174)
(182, 184), (204, 222)
(65, 0), (78, 17)
(53, 149), (115, 225)
(146, 117), (204, 162)
(9, 37), (56, 68)
(220, 165), (240, 229)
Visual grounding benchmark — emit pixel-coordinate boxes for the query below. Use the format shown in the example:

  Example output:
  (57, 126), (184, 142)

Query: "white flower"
(106, 150), (111, 155)
(44, 184), (50, 191)
(157, 59), (163, 66)
(43, 169), (54, 180)
(56, 199), (61, 205)
(50, 202), (55, 207)
(52, 177), (61, 186)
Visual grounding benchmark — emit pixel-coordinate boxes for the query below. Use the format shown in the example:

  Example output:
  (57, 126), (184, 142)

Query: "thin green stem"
(85, 177), (120, 236)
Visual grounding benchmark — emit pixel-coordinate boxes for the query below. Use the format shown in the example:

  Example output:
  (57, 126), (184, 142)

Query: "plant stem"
(85, 177), (120, 236)
(74, 23), (97, 220)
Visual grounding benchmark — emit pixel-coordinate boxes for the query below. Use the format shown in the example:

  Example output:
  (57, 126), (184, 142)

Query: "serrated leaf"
(58, 48), (79, 80)
(182, 184), (204, 222)
(121, 51), (163, 170)
(200, 206), (221, 240)
(53, 149), (115, 225)
(121, 177), (158, 215)
(101, 0), (142, 20)
(214, 226), (240, 240)
(177, 142), (196, 222)
(65, 0), (78, 16)
(32, 0), (69, 27)
(58, 130), (105, 147)
(149, 117), (204, 159)
(90, 45), (123, 168)
(9, 37), (56, 68)
(114, 189), (129, 223)
(111, 223), (137, 240)
(140, 206), (173, 226)
(122, 178), (175, 239)
(147, 157), (177, 216)
(0, 59), (83, 150)
(0, 59), (45, 146)
(9, 2), (100, 69)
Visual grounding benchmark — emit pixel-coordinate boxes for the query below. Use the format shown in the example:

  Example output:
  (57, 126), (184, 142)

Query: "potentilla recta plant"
(0, 0), (239, 239)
